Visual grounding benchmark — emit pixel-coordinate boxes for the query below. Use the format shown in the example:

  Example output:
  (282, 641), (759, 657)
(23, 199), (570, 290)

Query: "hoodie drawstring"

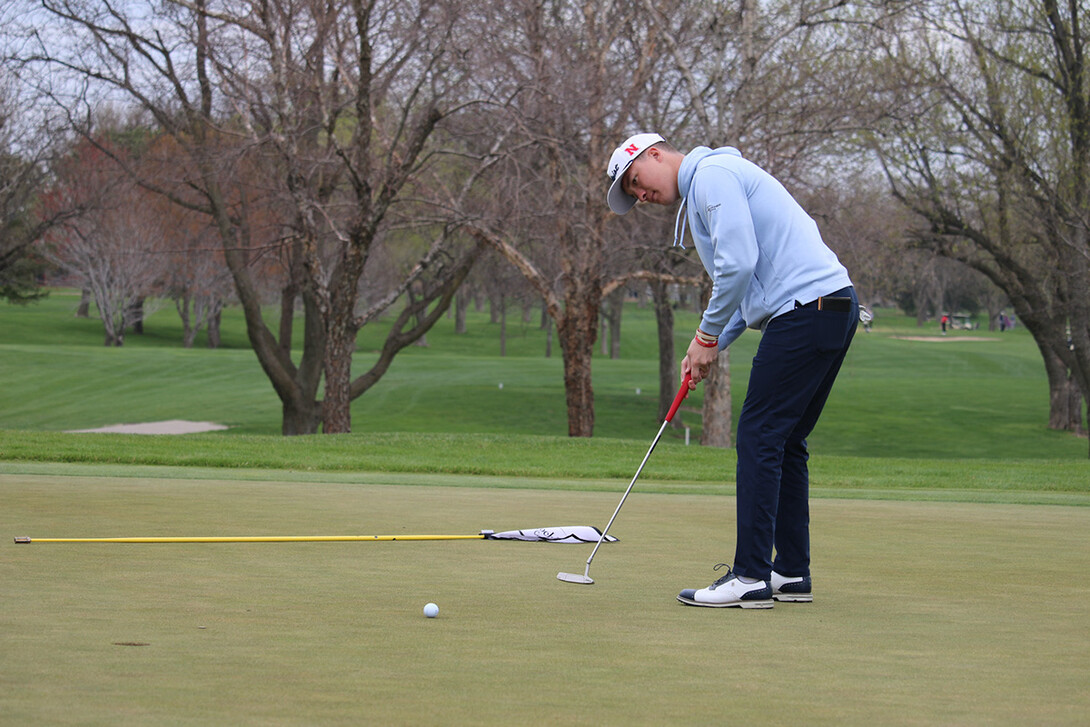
(673, 197), (688, 248)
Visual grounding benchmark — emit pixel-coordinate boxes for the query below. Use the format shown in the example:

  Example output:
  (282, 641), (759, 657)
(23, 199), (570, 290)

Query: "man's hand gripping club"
(682, 329), (720, 388)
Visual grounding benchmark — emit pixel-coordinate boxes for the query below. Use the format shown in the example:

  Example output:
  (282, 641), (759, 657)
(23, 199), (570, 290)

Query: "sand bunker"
(68, 420), (230, 434)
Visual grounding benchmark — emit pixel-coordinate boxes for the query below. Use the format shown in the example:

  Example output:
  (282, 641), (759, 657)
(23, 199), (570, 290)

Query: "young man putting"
(607, 133), (858, 608)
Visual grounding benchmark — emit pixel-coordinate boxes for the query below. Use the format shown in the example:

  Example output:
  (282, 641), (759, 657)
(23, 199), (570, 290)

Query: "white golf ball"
(423, 602), (439, 618)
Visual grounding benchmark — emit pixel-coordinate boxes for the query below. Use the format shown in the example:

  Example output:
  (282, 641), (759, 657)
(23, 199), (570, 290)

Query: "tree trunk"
(606, 287), (623, 359)
(322, 350), (353, 433)
(278, 236), (305, 357)
(1061, 231), (1090, 454)
(651, 280), (678, 422)
(322, 292), (356, 433)
(499, 293), (507, 357)
(560, 338), (595, 437)
(128, 297), (145, 335)
(455, 288), (468, 334)
(320, 240), (367, 434)
(278, 287), (296, 356)
(282, 397), (322, 435)
(207, 306), (222, 349)
(1043, 346), (1082, 431)
(410, 282), (428, 348)
(557, 287), (599, 437)
(177, 294), (196, 348)
(691, 276), (734, 446)
(702, 348), (732, 447)
(216, 213), (325, 436)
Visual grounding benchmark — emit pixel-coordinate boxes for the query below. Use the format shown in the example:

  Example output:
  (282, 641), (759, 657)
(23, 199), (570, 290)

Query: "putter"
(558, 373), (692, 585)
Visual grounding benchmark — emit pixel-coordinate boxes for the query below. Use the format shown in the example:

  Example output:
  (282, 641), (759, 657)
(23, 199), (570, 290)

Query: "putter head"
(556, 571), (594, 585)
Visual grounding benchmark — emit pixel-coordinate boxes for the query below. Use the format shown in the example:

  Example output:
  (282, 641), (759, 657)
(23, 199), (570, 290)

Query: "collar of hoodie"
(672, 145), (744, 249)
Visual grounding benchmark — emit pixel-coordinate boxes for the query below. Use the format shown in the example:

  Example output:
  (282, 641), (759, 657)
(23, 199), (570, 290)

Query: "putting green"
(2, 472), (1088, 725)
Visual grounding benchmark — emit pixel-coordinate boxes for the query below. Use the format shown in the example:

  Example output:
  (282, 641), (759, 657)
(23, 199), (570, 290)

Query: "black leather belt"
(795, 295), (852, 313)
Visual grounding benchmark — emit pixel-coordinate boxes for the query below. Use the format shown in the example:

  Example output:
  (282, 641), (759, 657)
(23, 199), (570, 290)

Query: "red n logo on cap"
(625, 144), (639, 156)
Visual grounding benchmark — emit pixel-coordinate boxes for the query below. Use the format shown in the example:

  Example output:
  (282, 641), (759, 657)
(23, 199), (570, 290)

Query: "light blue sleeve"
(717, 309), (747, 350)
(692, 166), (758, 336)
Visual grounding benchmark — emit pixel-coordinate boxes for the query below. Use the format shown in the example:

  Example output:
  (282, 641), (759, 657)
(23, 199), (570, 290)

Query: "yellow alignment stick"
(14, 534), (489, 544)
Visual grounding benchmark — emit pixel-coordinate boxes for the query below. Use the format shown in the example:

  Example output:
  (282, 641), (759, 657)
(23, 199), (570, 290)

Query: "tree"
(42, 141), (167, 345)
(639, 0), (875, 444)
(461, 0), (689, 437)
(0, 76), (57, 303)
(111, 133), (237, 348)
(24, 0), (494, 433)
(159, 205), (233, 349)
(0, 148), (48, 304)
(865, 0), (1090, 444)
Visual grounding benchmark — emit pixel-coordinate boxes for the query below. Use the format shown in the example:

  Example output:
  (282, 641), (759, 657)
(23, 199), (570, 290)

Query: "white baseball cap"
(606, 132), (665, 215)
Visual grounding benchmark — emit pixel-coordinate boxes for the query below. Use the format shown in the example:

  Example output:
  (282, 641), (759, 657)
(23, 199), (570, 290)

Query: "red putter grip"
(664, 373), (692, 423)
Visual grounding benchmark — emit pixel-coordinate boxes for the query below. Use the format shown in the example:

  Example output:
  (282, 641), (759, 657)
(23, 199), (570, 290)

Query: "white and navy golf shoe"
(677, 564), (774, 608)
(771, 571), (813, 602)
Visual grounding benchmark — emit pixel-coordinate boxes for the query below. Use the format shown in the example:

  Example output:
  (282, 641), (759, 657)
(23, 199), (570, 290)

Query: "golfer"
(607, 133), (858, 608)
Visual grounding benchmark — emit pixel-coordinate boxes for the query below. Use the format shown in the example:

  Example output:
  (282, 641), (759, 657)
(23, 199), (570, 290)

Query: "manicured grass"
(2, 472), (1088, 725)
(1, 438), (1087, 507)
(3, 292), (1089, 724)
(1, 291), (1086, 458)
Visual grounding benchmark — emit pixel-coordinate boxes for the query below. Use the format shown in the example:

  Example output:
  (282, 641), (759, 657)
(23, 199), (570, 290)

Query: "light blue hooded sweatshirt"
(676, 146), (852, 349)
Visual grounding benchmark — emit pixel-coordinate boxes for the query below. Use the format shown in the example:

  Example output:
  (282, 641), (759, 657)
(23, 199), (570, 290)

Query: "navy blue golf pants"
(732, 286), (858, 581)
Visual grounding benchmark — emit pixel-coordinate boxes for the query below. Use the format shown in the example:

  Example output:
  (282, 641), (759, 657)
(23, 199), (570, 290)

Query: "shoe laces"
(709, 563), (736, 589)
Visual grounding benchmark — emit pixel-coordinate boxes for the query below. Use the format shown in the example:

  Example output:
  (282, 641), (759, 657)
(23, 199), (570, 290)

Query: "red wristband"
(693, 336), (717, 348)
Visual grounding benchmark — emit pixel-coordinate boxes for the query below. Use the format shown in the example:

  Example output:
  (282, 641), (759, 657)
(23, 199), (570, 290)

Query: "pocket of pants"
(812, 310), (850, 354)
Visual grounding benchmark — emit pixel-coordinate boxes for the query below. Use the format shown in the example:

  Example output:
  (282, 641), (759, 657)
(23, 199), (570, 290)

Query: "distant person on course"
(606, 133), (858, 608)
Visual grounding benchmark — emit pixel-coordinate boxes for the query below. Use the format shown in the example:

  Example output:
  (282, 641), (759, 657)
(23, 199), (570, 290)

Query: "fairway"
(3, 469), (1088, 725)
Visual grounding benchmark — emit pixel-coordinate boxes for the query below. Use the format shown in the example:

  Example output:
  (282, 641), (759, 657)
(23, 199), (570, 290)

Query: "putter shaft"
(581, 416), (671, 568)
(558, 375), (691, 585)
